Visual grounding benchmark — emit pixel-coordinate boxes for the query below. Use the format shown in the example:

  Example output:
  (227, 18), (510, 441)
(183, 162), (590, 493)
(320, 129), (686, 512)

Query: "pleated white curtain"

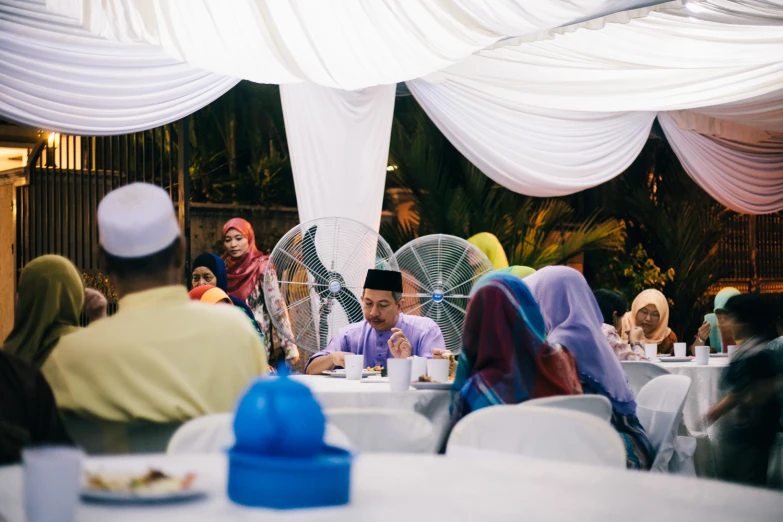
(45, 0), (671, 90)
(280, 83), (396, 232)
(0, 0), (238, 134)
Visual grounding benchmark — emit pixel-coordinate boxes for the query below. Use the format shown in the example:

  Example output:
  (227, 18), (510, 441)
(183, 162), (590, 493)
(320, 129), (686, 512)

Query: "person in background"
(705, 294), (780, 487)
(705, 287), (741, 353)
(306, 270), (444, 375)
(451, 273), (582, 423)
(526, 266), (653, 470)
(622, 289), (710, 356)
(43, 183), (267, 423)
(498, 265), (537, 279)
(0, 350), (72, 464)
(191, 252), (266, 342)
(189, 285), (233, 305)
(2, 255), (107, 368)
(222, 218), (299, 364)
(466, 232), (509, 270)
(593, 289), (647, 361)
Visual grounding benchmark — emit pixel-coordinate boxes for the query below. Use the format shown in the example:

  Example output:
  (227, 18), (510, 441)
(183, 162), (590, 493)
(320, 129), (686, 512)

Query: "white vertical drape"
(280, 83), (396, 231)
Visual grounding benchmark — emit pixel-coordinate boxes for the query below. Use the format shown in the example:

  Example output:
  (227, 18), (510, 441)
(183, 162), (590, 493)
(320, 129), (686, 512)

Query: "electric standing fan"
(264, 217), (398, 354)
(395, 234), (493, 353)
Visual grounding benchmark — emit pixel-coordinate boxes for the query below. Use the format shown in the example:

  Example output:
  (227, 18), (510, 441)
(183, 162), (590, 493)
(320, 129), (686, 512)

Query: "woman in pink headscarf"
(222, 218), (299, 364)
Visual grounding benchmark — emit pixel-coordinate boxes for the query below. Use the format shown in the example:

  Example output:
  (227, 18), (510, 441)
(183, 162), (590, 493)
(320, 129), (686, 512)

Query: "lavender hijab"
(525, 266), (637, 415)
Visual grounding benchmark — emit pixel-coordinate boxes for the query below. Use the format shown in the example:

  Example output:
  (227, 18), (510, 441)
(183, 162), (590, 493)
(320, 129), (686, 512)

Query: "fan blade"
(335, 289), (364, 324)
(302, 225), (331, 282)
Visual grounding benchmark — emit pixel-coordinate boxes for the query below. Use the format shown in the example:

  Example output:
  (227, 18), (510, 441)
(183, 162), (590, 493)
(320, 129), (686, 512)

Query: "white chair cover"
(621, 361), (672, 396)
(323, 408), (438, 454)
(166, 413), (353, 454)
(446, 405), (626, 468)
(636, 375), (695, 474)
(522, 395), (613, 423)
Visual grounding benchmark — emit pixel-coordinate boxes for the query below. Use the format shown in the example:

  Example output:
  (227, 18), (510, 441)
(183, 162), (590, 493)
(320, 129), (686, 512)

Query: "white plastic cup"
(674, 343), (686, 358)
(645, 344), (658, 361)
(23, 446), (82, 522)
(426, 358), (450, 383)
(727, 345), (739, 358)
(344, 354), (364, 380)
(695, 345), (710, 365)
(387, 358), (412, 392)
(409, 356), (427, 382)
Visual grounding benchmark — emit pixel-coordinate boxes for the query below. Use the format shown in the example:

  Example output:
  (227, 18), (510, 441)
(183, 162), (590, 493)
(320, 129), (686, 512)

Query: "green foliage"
(595, 242), (675, 303)
(594, 140), (734, 338)
(383, 101), (625, 267)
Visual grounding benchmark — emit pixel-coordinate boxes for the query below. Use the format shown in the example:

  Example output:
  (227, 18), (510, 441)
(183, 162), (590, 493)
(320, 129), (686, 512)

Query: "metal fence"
(15, 121), (190, 322)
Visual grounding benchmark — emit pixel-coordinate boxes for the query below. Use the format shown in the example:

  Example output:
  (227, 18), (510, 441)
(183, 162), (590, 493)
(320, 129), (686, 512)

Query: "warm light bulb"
(386, 165), (398, 172)
(47, 132), (58, 147)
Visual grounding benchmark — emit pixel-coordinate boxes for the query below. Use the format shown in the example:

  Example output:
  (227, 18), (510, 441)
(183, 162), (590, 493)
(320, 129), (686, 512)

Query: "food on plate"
(418, 374), (433, 383)
(365, 365), (383, 372)
(84, 469), (196, 493)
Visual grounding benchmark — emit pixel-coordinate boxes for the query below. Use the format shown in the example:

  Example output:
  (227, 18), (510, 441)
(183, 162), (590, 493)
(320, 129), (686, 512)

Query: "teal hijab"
(705, 287), (741, 351)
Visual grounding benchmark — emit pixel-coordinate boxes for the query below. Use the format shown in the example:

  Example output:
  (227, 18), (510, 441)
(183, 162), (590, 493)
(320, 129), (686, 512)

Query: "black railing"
(16, 122), (190, 321)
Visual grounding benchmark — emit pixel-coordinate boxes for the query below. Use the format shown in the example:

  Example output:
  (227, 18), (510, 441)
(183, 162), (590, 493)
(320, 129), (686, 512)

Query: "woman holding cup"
(621, 289), (710, 357)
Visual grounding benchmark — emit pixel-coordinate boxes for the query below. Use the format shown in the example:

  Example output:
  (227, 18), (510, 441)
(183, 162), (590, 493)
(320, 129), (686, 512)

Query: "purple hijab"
(525, 266), (637, 415)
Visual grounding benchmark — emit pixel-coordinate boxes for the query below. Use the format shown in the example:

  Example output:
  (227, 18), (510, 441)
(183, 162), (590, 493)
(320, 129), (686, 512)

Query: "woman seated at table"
(452, 273), (582, 423)
(526, 267), (653, 470)
(705, 294), (781, 487)
(593, 289), (646, 362)
(2, 255), (106, 368)
(705, 287), (740, 352)
(622, 289), (710, 356)
(191, 253), (266, 342)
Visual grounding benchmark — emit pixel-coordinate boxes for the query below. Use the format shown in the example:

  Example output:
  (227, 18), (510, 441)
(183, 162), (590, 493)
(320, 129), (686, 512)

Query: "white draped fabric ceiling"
(1, 0), (782, 226)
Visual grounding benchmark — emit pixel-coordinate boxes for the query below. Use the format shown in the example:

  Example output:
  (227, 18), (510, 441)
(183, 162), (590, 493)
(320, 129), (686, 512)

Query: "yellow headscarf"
(620, 289), (671, 344)
(2, 255), (84, 367)
(500, 266), (537, 279)
(467, 233), (509, 270)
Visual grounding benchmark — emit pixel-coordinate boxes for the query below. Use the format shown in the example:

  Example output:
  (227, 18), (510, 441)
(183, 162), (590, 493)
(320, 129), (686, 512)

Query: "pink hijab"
(221, 218), (269, 301)
(621, 289), (672, 344)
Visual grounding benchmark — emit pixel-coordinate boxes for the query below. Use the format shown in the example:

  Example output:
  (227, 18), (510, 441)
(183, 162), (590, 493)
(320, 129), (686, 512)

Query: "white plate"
(658, 357), (693, 363)
(323, 369), (381, 378)
(657, 354), (671, 358)
(411, 381), (453, 391)
(710, 353), (728, 358)
(81, 489), (206, 504)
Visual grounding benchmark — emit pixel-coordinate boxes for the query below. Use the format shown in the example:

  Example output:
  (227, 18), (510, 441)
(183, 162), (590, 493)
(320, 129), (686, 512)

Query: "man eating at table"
(305, 269), (444, 374)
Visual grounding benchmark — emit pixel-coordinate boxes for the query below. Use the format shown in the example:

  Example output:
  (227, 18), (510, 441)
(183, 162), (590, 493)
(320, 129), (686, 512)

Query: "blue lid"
(233, 365), (325, 458)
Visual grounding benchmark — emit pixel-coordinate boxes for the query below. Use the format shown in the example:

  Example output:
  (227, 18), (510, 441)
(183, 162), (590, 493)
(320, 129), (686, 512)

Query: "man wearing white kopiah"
(305, 269), (444, 374)
(42, 183), (267, 423)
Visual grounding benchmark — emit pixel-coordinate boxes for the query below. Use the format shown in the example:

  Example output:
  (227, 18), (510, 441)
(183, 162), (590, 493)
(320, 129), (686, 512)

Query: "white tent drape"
(420, 1), (783, 111)
(45, 0), (672, 90)
(408, 80), (656, 197)
(280, 83), (395, 232)
(659, 113), (783, 214)
(0, 0), (238, 134)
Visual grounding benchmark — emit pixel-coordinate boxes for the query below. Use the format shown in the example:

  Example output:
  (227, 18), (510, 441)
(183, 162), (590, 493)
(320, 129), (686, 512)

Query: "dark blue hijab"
(192, 253), (259, 327)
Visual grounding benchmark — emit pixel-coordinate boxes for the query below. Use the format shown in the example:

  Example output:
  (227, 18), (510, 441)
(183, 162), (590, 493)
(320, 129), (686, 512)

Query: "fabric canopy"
(280, 83), (395, 232)
(45, 0), (671, 90)
(0, 0), (238, 134)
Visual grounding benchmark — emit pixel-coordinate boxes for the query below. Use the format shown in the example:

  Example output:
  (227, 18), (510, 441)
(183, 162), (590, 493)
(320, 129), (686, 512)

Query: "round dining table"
(1, 452), (782, 522)
(291, 375), (452, 448)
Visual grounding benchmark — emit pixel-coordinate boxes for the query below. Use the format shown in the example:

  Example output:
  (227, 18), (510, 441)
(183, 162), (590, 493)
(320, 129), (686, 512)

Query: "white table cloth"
(2, 453), (783, 522)
(291, 375), (452, 449)
(653, 358), (729, 434)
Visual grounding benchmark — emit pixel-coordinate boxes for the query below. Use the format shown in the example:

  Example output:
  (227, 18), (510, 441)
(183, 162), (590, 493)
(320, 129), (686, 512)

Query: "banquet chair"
(522, 395), (613, 423)
(61, 411), (182, 455)
(621, 361), (671, 397)
(167, 413), (353, 454)
(446, 405), (626, 468)
(324, 408), (438, 453)
(635, 375), (696, 474)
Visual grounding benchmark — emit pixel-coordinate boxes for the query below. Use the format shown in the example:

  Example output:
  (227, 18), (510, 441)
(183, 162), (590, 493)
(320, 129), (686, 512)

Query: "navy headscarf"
(192, 253), (258, 325)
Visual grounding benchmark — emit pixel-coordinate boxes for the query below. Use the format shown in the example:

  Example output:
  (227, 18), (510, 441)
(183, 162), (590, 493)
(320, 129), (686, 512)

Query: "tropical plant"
(595, 139), (735, 339)
(383, 100), (625, 267)
(594, 242), (675, 302)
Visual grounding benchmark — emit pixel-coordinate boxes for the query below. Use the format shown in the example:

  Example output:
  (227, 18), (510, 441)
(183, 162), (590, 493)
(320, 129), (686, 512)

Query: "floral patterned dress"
(247, 270), (299, 365)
